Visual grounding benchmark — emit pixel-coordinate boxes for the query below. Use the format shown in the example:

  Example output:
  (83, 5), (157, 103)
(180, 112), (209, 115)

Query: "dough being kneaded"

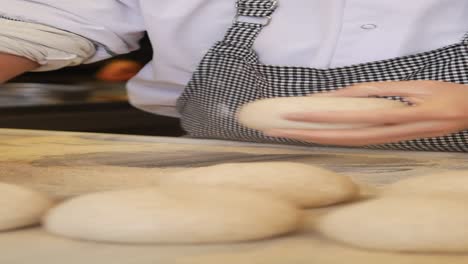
(160, 162), (359, 208)
(237, 97), (407, 131)
(317, 196), (468, 253)
(383, 170), (468, 196)
(0, 182), (53, 231)
(44, 186), (303, 244)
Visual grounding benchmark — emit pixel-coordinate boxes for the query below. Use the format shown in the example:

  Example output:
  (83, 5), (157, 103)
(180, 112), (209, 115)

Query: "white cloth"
(1, 0), (467, 116)
(0, 18), (96, 71)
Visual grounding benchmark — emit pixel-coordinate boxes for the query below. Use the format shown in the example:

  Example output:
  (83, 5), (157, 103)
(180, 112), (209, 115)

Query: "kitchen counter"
(0, 129), (467, 264)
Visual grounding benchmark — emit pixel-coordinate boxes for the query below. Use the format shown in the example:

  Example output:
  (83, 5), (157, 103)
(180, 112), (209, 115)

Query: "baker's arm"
(0, 0), (145, 77)
(0, 17), (97, 73)
(0, 53), (38, 83)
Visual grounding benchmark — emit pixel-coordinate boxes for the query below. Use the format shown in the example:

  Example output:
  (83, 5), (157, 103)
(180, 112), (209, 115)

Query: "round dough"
(160, 162), (359, 208)
(237, 97), (407, 130)
(0, 182), (53, 231)
(316, 196), (468, 253)
(43, 186), (303, 244)
(383, 170), (468, 196)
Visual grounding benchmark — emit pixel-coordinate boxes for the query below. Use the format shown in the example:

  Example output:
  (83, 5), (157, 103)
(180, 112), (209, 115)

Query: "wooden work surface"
(0, 128), (467, 264)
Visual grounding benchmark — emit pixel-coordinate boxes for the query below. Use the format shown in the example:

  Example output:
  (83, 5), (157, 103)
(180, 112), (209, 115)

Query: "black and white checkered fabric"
(177, 0), (468, 152)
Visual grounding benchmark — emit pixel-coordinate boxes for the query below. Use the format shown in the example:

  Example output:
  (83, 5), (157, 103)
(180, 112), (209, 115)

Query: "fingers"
(282, 80), (467, 146)
(263, 121), (462, 146)
(283, 106), (440, 124)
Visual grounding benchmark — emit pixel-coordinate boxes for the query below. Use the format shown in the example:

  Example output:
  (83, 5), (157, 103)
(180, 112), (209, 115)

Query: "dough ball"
(316, 196), (468, 253)
(383, 170), (468, 196)
(237, 97), (407, 130)
(0, 182), (53, 231)
(43, 186), (303, 244)
(160, 162), (359, 208)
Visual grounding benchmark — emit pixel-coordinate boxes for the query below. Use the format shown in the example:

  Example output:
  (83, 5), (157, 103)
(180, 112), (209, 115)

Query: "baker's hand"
(0, 53), (39, 83)
(264, 80), (468, 146)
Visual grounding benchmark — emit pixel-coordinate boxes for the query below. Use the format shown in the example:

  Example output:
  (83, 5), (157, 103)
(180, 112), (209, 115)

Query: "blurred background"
(0, 34), (184, 137)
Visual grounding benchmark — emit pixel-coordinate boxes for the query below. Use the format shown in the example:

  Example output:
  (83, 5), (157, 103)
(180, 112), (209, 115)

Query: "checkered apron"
(177, 0), (468, 152)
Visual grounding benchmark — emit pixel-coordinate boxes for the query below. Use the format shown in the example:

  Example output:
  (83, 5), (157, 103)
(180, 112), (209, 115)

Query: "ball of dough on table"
(383, 170), (468, 196)
(237, 97), (407, 130)
(160, 162), (359, 208)
(0, 182), (53, 231)
(316, 196), (468, 253)
(43, 186), (303, 244)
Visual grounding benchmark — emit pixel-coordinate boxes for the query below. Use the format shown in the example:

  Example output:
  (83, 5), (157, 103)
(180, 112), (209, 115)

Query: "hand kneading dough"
(0, 182), (53, 231)
(44, 186), (302, 244)
(317, 196), (468, 253)
(160, 162), (359, 208)
(237, 97), (407, 130)
(383, 170), (468, 196)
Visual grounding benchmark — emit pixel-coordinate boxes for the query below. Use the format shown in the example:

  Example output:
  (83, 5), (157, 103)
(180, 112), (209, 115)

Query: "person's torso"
(127, 0), (468, 116)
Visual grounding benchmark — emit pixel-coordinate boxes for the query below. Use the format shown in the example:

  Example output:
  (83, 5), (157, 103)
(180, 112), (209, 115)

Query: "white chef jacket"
(1, 0), (467, 116)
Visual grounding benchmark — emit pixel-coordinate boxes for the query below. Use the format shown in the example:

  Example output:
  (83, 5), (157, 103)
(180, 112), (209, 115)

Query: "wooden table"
(0, 129), (467, 264)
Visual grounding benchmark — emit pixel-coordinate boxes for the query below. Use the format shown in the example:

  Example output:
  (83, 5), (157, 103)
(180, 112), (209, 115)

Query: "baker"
(0, 0), (467, 152)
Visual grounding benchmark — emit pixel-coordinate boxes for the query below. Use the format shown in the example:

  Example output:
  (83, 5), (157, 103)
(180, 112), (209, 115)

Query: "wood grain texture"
(0, 129), (467, 264)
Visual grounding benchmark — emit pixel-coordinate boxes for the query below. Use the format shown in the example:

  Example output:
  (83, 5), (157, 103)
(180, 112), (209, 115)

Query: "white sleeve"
(0, 0), (146, 65)
(0, 18), (96, 71)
